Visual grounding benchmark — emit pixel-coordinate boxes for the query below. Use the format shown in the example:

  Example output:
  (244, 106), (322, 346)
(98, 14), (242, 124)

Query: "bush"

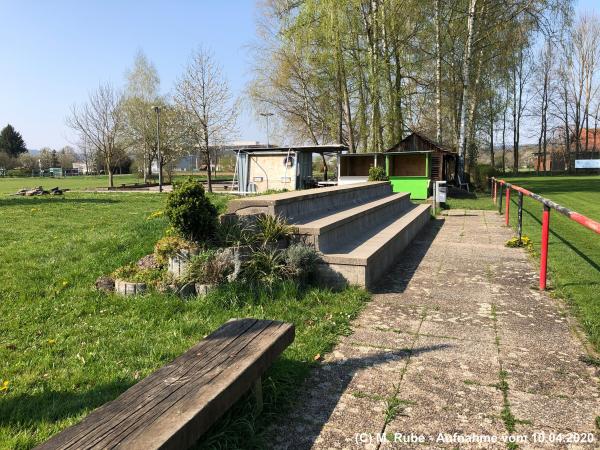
(183, 249), (234, 285)
(165, 178), (218, 243)
(240, 249), (286, 285)
(154, 236), (196, 265)
(255, 214), (295, 247)
(472, 164), (498, 191)
(283, 244), (320, 283)
(368, 166), (388, 181)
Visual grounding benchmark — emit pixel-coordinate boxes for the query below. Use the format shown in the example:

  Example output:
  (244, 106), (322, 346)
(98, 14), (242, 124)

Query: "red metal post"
(505, 187), (510, 226)
(540, 205), (550, 290)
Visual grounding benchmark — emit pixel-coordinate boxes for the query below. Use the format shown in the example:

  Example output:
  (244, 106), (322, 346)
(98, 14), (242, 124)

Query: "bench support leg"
(252, 377), (263, 414)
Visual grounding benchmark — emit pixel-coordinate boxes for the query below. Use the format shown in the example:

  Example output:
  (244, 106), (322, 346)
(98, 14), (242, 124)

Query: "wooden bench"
(36, 318), (295, 450)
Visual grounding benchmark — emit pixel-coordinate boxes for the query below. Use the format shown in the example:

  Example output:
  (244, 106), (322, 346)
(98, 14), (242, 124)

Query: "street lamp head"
(153, 105), (161, 113)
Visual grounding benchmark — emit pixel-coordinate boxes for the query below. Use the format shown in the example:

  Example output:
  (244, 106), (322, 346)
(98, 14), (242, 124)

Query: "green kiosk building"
(338, 132), (457, 200)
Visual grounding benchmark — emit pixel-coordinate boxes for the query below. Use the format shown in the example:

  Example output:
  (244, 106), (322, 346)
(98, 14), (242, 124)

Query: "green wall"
(389, 177), (430, 199)
(386, 153), (431, 199)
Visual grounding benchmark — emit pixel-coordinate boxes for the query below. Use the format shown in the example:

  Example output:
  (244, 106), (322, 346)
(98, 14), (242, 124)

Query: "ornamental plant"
(154, 236), (196, 264)
(368, 166), (388, 181)
(165, 178), (218, 243)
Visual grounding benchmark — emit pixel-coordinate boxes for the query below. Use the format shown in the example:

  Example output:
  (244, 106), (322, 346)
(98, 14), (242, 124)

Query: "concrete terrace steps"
(318, 204), (431, 288)
(225, 181), (392, 222)
(226, 182), (431, 289)
(293, 192), (412, 253)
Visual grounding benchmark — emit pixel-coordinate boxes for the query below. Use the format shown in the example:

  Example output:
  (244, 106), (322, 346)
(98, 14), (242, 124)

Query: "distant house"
(174, 141), (274, 173)
(534, 128), (600, 172)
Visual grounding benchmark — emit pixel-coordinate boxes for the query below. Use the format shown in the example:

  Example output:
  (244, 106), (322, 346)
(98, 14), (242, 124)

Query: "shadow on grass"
(515, 198), (600, 275)
(0, 379), (135, 429)
(0, 196), (120, 207)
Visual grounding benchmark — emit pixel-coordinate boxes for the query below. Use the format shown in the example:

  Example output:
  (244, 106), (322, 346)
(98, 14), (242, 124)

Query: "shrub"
(283, 244), (320, 283)
(112, 264), (163, 284)
(240, 249), (286, 285)
(472, 164), (498, 192)
(165, 178), (218, 243)
(183, 249), (234, 285)
(255, 214), (295, 247)
(368, 166), (388, 181)
(154, 236), (196, 265)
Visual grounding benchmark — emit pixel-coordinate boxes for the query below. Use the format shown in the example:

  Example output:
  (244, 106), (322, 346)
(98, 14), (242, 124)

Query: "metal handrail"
(491, 177), (600, 290)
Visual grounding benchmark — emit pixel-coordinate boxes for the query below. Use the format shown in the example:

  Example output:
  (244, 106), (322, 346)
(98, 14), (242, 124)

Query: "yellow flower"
(0, 380), (9, 392)
(47, 339), (56, 345)
(146, 210), (164, 220)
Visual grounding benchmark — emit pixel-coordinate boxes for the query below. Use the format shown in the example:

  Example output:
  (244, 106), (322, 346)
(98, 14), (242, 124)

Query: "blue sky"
(1, 0), (261, 150)
(1, 0), (598, 150)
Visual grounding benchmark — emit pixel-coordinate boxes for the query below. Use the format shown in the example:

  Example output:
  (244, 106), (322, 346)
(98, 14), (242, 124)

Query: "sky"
(1, 0), (599, 151)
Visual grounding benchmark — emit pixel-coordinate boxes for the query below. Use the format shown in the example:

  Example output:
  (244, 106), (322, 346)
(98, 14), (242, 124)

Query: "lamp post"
(260, 112), (274, 147)
(153, 106), (162, 192)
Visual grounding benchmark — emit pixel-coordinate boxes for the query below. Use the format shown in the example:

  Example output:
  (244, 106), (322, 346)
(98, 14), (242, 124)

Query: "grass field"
(0, 173), (233, 195)
(0, 190), (369, 449)
(449, 175), (600, 352)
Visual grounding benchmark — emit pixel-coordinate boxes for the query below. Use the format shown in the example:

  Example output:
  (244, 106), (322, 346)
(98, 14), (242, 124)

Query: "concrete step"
(225, 182), (392, 222)
(317, 203), (431, 289)
(293, 193), (412, 253)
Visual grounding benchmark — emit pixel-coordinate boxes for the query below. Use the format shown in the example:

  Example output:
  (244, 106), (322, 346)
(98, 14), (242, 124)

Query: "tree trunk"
(456, 0), (478, 178)
(489, 97), (495, 169)
(435, 0), (443, 143)
(204, 128), (212, 193)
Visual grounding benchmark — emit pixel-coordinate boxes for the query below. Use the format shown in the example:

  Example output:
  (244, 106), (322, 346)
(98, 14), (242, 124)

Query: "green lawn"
(0, 173), (234, 195)
(0, 192), (368, 449)
(449, 175), (600, 351)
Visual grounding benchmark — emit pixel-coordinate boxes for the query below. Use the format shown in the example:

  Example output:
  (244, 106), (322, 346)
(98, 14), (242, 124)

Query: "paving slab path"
(271, 210), (600, 450)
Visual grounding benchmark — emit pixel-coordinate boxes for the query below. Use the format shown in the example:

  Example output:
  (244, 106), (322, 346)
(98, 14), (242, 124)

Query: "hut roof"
(386, 132), (455, 154)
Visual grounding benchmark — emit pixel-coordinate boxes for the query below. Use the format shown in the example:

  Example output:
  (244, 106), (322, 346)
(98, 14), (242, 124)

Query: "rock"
(195, 283), (215, 297)
(178, 282), (196, 298)
(167, 248), (199, 278)
(224, 245), (251, 282)
(95, 276), (115, 292)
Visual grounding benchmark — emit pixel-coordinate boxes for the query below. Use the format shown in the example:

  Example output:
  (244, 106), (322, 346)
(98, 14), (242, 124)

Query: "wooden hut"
(385, 132), (457, 199)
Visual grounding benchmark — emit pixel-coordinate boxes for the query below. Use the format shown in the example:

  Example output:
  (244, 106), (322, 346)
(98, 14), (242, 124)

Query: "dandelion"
(0, 380), (9, 392)
(47, 339), (56, 345)
(146, 210), (164, 220)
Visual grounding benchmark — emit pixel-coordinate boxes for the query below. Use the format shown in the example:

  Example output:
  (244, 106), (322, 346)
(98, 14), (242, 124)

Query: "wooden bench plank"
(36, 319), (295, 450)
(68, 320), (270, 449)
(90, 321), (286, 449)
(36, 318), (258, 450)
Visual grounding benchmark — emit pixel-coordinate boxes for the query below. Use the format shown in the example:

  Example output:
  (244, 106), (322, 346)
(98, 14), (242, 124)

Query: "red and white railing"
(491, 178), (600, 290)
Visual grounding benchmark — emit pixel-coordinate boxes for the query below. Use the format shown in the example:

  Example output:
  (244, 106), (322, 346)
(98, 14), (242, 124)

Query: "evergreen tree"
(0, 124), (27, 157)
